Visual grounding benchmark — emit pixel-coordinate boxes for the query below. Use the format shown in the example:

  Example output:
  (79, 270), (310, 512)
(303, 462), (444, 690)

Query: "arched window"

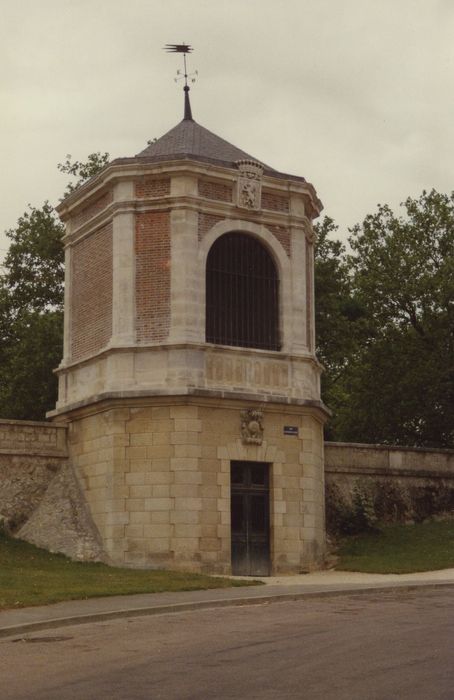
(206, 232), (280, 351)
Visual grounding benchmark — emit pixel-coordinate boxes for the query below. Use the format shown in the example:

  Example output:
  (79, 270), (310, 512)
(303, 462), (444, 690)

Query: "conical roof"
(136, 118), (276, 172)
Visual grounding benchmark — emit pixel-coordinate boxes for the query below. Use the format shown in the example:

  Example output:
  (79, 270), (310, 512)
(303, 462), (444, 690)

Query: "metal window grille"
(206, 233), (280, 351)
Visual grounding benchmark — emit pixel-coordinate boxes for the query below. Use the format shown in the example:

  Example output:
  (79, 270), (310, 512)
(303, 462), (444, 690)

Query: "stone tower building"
(50, 91), (329, 575)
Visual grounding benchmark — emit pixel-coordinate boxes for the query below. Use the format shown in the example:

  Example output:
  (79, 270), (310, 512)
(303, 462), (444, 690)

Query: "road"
(1, 589), (453, 700)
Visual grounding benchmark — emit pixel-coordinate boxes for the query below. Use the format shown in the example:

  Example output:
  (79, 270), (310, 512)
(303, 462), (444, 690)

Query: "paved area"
(1, 588), (453, 699)
(1, 567), (454, 638)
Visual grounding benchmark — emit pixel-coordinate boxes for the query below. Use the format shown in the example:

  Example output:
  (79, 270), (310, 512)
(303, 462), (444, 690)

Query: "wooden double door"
(230, 461), (271, 576)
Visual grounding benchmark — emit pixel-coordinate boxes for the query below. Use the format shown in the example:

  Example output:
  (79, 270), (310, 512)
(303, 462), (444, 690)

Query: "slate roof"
(136, 118), (277, 173)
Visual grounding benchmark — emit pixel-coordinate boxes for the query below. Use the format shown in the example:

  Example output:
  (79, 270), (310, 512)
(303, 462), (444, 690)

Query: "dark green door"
(230, 461), (270, 576)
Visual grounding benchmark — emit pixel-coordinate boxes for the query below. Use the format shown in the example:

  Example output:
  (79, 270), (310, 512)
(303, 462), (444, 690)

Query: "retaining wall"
(1, 420), (453, 557)
(325, 442), (454, 534)
(0, 419), (104, 560)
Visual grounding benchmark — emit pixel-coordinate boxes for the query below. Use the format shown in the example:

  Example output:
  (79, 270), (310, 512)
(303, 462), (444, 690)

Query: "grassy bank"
(336, 520), (454, 574)
(0, 532), (258, 611)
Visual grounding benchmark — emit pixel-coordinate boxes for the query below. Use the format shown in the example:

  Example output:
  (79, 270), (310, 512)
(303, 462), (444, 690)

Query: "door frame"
(230, 460), (271, 576)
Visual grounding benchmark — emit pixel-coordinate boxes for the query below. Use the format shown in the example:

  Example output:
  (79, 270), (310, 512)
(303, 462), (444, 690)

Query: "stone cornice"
(47, 388), (331, 423)
(64, 195), (312, 246)
(57, 158), (322, 223)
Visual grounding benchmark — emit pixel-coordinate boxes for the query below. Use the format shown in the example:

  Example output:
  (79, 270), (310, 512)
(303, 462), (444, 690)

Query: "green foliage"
(350, 480), (379, 533)
(333, 326), (453, 446)
(314, 218), (362, 371)
(325, 480), (379, 536)
(2, 202), (64, 313)
(349, 190), (454, 336)
(337, 519), (454, 573)
(315, 190), (454, 448)
(326, 475), (454, 537)
(314, 217), (368, 439)
(0, 311), (62, 420)
(0, 203), (64, 419)
(0, 531), (258, 611)
(57, 151), (110, 198)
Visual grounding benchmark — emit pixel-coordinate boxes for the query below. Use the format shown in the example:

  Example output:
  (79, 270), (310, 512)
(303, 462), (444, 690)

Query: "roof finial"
(164, 43), (197, 121)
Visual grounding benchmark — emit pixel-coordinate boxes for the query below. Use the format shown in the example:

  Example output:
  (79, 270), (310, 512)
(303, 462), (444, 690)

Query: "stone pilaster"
(110, 181), (135, 346)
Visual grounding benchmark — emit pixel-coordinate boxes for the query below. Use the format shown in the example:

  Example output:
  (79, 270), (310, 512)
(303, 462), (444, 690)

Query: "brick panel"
(71, 224), (113, 361)
(268, 225), (291, 256)
(198, 213), (225, 241)
(135, 178), (171, 199)
(135, 211), (171, 342)
(261, 190), (289, 212)
(73, 191), (113, 229)
(198, 180), (232, 202)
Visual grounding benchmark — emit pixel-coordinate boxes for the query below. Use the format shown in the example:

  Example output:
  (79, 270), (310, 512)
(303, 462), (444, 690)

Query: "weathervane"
(164, 43), (197, 120)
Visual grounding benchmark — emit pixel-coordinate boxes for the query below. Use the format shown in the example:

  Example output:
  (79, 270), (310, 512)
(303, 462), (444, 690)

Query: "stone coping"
(326, 441), (454, 456)
(0, 449), (67, 458)
(325, 465), (454, 480)
(0, 418), (67, 429)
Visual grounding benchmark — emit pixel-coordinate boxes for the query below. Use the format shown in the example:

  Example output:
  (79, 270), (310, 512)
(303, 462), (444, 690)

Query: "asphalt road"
(1, 589), (453, 700)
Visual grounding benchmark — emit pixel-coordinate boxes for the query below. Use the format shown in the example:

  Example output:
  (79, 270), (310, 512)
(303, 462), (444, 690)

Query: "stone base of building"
(62, 394), (326, 575)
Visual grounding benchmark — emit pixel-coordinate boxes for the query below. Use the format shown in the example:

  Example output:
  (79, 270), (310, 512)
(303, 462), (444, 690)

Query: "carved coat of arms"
(240, 408), (264, 445)
(236, 160), (264, 210)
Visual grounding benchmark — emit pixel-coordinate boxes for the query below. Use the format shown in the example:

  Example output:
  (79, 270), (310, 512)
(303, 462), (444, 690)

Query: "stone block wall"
(67, 399), (325, 574)
(325, 442), (454, 534)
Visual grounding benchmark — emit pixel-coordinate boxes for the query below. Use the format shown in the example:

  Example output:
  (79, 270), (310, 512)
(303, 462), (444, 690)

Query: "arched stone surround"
(198, 219), (293, 353)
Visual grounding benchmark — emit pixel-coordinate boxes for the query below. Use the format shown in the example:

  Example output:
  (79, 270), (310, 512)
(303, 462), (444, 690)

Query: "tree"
(2, 202), (64, 313)
(57, 151), (110, 198)
(0, 203), (64, 419)
(317, 190), (454, 448)
(0, 311), (63, 420)
(314, 217), (368, 440)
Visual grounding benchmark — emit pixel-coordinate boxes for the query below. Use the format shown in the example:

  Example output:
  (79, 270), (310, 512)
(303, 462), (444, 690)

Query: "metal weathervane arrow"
(164, 43), (197, 120)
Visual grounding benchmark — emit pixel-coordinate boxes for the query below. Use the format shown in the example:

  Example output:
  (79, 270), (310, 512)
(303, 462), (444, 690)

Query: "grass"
(0, 531), (260, 611)
(336, 519), (454, 574)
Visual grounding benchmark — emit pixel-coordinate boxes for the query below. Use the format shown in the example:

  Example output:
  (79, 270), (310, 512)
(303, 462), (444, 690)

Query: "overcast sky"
(1, 0), (453, 262)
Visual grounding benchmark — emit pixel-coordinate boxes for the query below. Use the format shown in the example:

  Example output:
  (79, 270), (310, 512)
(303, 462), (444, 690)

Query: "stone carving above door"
(240, 408), (264, 445)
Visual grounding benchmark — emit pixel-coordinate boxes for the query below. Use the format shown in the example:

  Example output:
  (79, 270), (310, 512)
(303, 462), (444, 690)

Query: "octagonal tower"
(50, 95), (329, 575)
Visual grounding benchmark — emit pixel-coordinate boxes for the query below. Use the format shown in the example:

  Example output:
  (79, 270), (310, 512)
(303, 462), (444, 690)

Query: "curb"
(1, 581), (454, 640)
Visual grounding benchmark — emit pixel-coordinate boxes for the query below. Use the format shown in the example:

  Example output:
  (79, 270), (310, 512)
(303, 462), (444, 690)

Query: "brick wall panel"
(73, 191), (113, 229)
(198, 180), (232, 202)
(135, 211), (171, 342)
(268, 225), (291, 256)
(261, 191), (289, 212)
(135, 178), (171, 199)
(71, 224), (113, 361)
(198, 213), (225, 241)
